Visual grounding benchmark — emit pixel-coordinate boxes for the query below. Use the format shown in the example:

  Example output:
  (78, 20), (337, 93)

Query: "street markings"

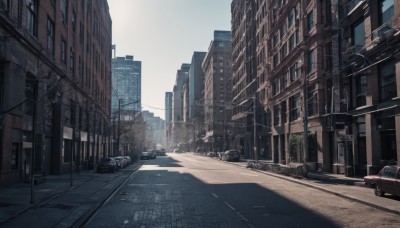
(224, 202), (236, 211)
(211, 193), (219, 199)
(236, 211), (249, 222)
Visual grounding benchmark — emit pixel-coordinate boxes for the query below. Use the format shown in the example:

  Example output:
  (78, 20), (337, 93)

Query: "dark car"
(140, 151), (151, 160)
(222, 150), (240, 162)
(97, 158), (116, 173)
(364, 165), (400, 197)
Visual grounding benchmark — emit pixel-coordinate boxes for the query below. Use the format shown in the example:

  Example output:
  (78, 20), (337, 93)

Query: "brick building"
(0, 0), (112, 186)
(232, 0), (400, 176)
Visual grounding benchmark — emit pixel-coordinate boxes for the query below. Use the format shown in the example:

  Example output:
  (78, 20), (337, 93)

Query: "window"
(307, 84), (317, 116)
(72, 10), (76, 33)
(290, 64), (298, 81)
(382, 167), (397, 178)
(325, 43), (332, 70)
(289, 35), (294, 52)
(379, 62), (396, 102)
(61, 39), (67, 65)
(380, 0), (394, 25)
(289, 95), (300, 122)
(47, 17), (55, 55)
(281, 43), (287, 58)
(273, 53), (279, 67)
(70, 48), (75, 74)
(26, 0), (38, 36)
(272, 78), (280, 95)
(307, 11), (314, 31)
(274, 104), (280, 126)
(60, 0), (68, 23)
(281, 101), (287, 124)
(288, 8), (295, 28)
(274, 32), (280, 47)
(353, 20), (365, 48)
(280, 22), (287, 37)
(307, 49), (316, 73)
(356, 75), (367, 107)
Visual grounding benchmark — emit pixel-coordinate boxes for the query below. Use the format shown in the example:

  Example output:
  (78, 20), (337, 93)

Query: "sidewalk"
(228, 160), (400, 216)
(0, 163), (142, 227)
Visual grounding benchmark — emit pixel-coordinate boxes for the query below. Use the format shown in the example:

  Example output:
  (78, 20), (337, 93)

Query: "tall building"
(231, 0), (258, 158)
(172, 64), (190, 147)
(232, 0), (400, 176)
(202, 31), (233, 152)
(165, 92), (173, 149)
(0, 0), (112, 185)
(189, 52), (207, 120)
(189, 52), (207, 150)
(111, 54), (142, 115)
(340, 0), (399, 175)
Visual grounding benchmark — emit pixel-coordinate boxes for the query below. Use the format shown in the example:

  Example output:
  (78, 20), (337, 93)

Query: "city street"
(84, 153), (400, 227)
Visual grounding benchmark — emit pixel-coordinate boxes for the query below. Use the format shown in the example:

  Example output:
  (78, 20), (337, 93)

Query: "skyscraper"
(111, 54), (142, 115)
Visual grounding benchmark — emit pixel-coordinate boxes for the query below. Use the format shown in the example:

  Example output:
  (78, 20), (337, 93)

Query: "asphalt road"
(84, 153), (400, 228)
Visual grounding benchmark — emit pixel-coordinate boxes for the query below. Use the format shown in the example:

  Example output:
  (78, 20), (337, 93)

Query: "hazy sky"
(108, 0), (232, 119)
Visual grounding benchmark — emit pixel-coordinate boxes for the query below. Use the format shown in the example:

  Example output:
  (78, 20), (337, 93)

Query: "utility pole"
(303, 71), (308, 163)
(253, 95), (257, 161)
(117, 99), (121, 156)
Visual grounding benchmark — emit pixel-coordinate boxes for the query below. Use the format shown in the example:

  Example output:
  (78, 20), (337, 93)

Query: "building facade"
(232, 0), (400, 176)
(111, 54), (141, 114)
(0, 0), (112, 186)
(202, 30), (233, 152)
(171, 64), (190, 147)
(165, 92), (173, 149)
(189, 52), (206, 150)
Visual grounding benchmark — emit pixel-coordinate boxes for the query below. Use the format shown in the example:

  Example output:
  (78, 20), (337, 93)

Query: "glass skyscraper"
(111, 55), (142, 115)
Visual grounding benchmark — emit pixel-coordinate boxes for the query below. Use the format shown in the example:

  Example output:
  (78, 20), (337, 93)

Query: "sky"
(108, 0), (232, 119)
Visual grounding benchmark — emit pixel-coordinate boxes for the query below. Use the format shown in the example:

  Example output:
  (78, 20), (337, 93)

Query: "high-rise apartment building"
(202, 31), (233, 152)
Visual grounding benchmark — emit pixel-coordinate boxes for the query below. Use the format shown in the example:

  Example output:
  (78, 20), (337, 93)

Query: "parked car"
(97, 158), (116, 173)
(364, 165), (400, 197)
(156, 149), (166, 156)
(222, 150), (240, 162)
(113, 157), (124, 169)
(123, 156), (132, 165)
(147, 150), (157, 159)
(140, 151), (151, 160)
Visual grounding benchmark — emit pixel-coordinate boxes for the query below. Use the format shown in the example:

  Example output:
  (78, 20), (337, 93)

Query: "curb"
(226, 161), (400, 216)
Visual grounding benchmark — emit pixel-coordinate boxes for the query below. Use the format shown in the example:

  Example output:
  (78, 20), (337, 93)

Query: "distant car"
(114, 156), (126, 169)
(148, 150), (157, 159)
(173, 149), (181, 153)
(140, 151), (151, 160)
(97, 158), (116, 173)
(364, 165), (400, 197)
(156, 149), (166, 156)
(222, 150), (240, 162)
(123, 156), (132, 165)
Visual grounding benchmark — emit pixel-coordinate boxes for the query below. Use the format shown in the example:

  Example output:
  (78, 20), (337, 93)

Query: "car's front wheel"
(374, 185), (385, 197)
